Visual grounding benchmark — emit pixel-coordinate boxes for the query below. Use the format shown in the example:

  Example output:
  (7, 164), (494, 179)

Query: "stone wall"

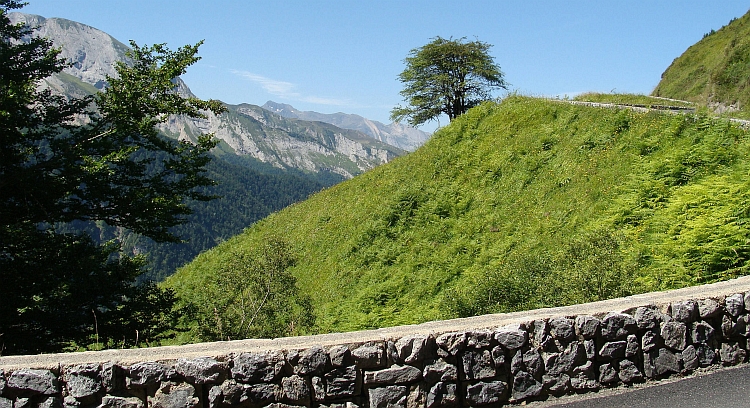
(3, 276), (750, 408)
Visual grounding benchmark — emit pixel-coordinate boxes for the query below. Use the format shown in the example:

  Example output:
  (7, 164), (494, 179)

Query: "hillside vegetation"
(653, 9), (750, 117)
(166, 95), (750, 341)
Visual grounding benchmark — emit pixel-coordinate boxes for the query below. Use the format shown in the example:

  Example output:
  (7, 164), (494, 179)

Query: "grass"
(164, 95), (750, 342)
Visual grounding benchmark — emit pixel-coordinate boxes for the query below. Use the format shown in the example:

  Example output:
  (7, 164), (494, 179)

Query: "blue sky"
(17, 1), (750, 132)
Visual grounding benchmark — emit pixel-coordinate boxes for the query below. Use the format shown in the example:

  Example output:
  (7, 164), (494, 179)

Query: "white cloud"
(231, 70), (348, 106)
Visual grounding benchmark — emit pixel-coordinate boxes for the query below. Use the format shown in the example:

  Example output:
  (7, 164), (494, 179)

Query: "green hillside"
(653, 9), (750, 116)
(165, 95), (750, 341)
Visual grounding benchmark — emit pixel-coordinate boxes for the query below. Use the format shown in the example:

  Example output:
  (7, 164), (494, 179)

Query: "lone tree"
(391, 36), (508, 127)
(0, 0), (225, 354)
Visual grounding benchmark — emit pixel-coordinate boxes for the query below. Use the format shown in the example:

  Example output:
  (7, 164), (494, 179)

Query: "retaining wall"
(3, 276), (750, 408)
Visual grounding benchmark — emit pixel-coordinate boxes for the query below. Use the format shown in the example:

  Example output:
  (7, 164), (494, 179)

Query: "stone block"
(64, 364), (101, 400)
(549, 317), (575, 343)
(364, 365), (422, 385)
(670, 300), (698, 323)
(329, 345), (351, 367)
(368, 385), (407, 408)
(494, 329), (527, 350)
(698, 298), (721, 319)
(598, 341), (626, 362)
(720, 342), (747, 366)
(353, 343), (387, 369)
(7, 369), (60, 397)
(617, 359), (643, 384)
(127, 362), (176, 389)
(150, 382), (199, 408)
(601, 312), (637, 341)
(231, 351), (285, 383)
(465, 381), (506, 406)
(175, 357), (227, 385)
(395, 335), (429, 365)
(460, 350), (496, 381)
(325, 366), (358, 399)
(511, 371), (542, 402)
(575, 315), (600, 339)
(725, 293), (745, 317)
(425, 382), (456, 408)
(661, 321), (687, 351)
(435, 333), (466, 357)
(294, 346), (329, 376)
(281, 375), (310, 405)
(422, 360), (457, 384)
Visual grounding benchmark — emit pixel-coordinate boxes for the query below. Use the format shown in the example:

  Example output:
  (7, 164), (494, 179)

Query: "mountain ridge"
(262, 101), (430, 152)
(9, 11), (406, 178)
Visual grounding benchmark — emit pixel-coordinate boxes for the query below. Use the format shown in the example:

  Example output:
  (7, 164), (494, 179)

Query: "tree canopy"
(390, 36), (508, 127)
(0, 0), (225, 354)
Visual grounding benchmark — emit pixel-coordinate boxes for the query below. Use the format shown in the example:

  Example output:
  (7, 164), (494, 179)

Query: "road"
(528, 364), (750, 408)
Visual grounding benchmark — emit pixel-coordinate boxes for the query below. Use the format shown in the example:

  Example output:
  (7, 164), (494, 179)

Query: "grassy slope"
(165, 96), (750, 338)
(653, 10), (750, 116)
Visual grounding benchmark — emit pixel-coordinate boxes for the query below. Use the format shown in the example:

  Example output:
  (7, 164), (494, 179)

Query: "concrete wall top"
(3, 276), (750, 370)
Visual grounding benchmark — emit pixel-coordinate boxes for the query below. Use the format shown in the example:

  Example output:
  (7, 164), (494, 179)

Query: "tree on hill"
(390, 36), (508, 127)
(0, 0), (225, 354)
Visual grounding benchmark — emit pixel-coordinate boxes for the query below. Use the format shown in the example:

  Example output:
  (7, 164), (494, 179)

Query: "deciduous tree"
(391, 36), (508, 127)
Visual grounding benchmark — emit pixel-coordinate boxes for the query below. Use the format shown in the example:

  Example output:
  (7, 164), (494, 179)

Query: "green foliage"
(391, 36), (507, 126)
(168, 95), (750, 340)
(0, 1), (223, 354)
(653, 10), (750, 117)
(174, 237), (314, 342)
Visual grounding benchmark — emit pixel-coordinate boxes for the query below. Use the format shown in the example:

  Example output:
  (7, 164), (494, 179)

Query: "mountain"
(9, 12), (405, 179)
(652, 10), (750, 115)
(262, 101), (431, 151)
(8, 12), (406, 280)
(167, 95), (750, 339)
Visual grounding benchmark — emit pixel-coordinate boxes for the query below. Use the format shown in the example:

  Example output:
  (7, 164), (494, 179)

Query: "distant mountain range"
(262, 101), (430, 152)
(9, 12), (422, 179)
(7, 11), (428, 279)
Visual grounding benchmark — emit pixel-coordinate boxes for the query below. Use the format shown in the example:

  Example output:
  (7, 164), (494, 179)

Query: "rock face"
(3, 290), (750, 407)
(262, 101), (432, 152)
(8, 12), (405, 180)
